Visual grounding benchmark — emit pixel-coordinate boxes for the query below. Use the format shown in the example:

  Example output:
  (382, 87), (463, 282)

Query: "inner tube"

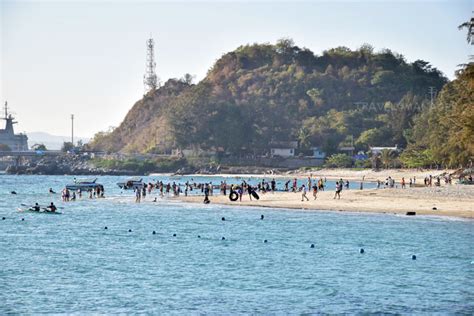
(229, 191), (239, 202)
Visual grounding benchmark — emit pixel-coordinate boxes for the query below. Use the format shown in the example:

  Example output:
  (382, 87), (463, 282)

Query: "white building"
(270, 141), (298, 158)
(369, 146), (398, 155)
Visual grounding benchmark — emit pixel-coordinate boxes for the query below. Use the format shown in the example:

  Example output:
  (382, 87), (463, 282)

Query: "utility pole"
(71, 114), (74, 145)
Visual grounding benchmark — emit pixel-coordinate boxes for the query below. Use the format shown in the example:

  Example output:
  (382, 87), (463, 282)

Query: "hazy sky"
(1, 0), (471, 138)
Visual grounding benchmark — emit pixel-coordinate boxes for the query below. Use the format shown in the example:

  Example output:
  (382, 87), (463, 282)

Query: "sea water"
(0, 175), (472, 314)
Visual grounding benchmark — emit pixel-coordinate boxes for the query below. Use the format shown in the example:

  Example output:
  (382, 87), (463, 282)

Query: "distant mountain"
(27, 132), (90, 150)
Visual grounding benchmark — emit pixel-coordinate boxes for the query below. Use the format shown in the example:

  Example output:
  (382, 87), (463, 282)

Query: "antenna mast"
(143, 37), (159, 94)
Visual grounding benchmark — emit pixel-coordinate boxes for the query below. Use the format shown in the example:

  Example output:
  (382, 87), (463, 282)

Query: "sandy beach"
(177, 184), (474, 219)
(197, 168), (457, 183)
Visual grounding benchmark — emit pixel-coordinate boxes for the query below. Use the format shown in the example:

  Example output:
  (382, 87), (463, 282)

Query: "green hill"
(89, 39), (449, 159)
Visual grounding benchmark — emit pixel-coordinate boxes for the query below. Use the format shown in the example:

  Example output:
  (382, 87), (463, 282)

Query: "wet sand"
(177, 185), (474, 219)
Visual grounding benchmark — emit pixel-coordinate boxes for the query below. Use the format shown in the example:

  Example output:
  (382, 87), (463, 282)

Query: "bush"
(324, 154), (353, 168)
(0, 144), (12, 151)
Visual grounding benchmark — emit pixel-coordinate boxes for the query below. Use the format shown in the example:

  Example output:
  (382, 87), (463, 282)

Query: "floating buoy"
(360, 248), (365, 254)
(406, 211), (416, 216)
(152, 231), (156, 235)
(412, 255), (417, 260)
(310, 244), (315, 248)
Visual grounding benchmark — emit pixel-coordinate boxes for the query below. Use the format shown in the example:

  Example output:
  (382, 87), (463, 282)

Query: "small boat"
(117, 177), (144, 190)
(17, 208), (62, 215)
(66, 178), (103, 192)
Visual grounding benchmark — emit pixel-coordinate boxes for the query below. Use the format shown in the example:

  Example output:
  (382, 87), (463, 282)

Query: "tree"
(61, 142), (74, 152)
(324, 154), (353, 168)
(180, 73), (195, 85)
(0, 144), (11, 151)
(458, 17), (474, 44)
(380, 149), (397, 168)
(355, 128), (390, 149)
(297, 127), (311, 150)
(32, 143), (47, 151)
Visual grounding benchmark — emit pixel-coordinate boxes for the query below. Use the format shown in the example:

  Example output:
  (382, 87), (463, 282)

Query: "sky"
(1, 0), (472, 138)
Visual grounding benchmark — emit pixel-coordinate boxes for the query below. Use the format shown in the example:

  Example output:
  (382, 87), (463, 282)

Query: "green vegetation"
(324, 154), (353, 168)
(31, 143), (47, 151)
(0, 144), (11, 151)
(62, 142), (74, 152)
(89, 31), (472, 168)
(405, 63), (474, 167)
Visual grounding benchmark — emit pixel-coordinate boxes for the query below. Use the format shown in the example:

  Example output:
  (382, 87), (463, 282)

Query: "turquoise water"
(1, 175), (473, 314)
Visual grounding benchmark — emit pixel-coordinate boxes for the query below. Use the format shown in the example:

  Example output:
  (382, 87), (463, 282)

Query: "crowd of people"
(59, 185), (105, 202)
(376, 174), (454, 189)
(126, 175), (355, 204)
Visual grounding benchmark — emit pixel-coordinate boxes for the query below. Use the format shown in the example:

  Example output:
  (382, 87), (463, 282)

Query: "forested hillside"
(401, 63), (473, 167)
(90, 39), (451, 161)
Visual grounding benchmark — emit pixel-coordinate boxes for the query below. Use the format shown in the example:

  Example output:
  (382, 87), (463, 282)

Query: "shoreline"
(162, 168), (456, 183)
(175, 185), (474, 220)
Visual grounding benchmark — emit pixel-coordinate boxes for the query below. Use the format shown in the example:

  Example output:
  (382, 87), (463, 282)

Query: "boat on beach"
(117, 177), (145, 190)
(66, 178), (103, 192)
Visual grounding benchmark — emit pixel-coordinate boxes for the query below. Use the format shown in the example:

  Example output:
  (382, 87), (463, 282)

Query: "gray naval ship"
(0, 101), (28, 151)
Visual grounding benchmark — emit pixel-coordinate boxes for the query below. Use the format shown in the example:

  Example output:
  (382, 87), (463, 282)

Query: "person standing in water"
(334, 181), (342, 199)
(135, 188), (141, 203)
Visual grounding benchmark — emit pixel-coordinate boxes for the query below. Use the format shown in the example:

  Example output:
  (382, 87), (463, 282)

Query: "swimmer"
(49, 188), (56, 194)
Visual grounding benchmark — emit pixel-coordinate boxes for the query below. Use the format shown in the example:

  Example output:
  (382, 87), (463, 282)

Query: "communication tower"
(143, 37), (159, 94)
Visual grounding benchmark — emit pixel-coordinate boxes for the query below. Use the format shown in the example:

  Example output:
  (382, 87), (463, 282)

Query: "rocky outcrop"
(5, 155), (135, 175)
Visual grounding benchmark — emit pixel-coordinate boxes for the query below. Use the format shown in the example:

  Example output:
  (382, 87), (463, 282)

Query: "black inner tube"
(229, 191), (239, 202)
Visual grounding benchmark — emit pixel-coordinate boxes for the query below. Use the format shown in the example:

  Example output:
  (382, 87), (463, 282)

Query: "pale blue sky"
(1, 0), (472, 137)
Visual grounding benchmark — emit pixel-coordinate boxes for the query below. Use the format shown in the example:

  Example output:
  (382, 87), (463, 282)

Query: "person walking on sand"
(312, 183), (318, 200)
(334, 181), (342, 199)
(301, 185), (309, 201)
(401, 177), (406, 189)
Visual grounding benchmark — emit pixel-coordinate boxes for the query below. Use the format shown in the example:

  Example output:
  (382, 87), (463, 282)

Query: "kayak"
(17, 208), (62, 215)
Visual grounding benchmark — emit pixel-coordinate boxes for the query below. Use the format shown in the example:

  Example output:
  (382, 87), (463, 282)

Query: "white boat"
(117, 177), (144, 190)
(66, 178), (103, 192)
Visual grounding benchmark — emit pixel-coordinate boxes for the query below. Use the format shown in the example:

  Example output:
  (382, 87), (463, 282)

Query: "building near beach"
(369, 146), (399, 155)
(0, 102), (28, 151)
(270, 141), (298, 158)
